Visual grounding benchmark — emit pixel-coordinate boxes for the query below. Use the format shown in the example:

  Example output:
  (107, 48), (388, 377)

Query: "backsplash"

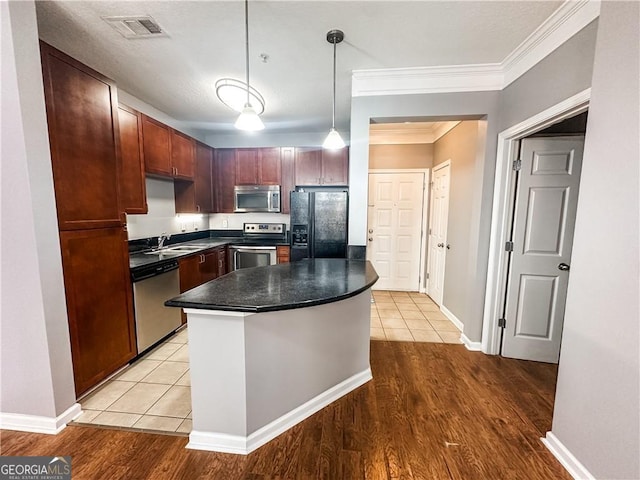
(127, 177), (209, 240)
(209, 213), (290, 230)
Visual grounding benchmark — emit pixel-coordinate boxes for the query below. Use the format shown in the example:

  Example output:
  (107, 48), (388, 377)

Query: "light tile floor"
(73, 327), (192, 435)
(370, 290), (463, 344)
(74, 290), (460, 433)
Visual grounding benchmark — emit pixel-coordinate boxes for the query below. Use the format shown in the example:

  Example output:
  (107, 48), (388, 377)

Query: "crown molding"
(352, 63), (503, 97)
(369, 121), (461, 144)
(502, 0), (601, 86)
(352, 0), (601, 97)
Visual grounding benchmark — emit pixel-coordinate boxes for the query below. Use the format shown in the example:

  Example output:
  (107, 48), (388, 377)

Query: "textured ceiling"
(36, 1), (562, 137)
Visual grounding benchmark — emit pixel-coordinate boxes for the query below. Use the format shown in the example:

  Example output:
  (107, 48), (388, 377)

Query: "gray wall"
(433, 121), (484, 324)
(499, 20), (598, 131)
(369, 143), (433, 170)
(550, 2), (639, 478)
(1, 1), (76, 417)
(351, 92), (500, 342)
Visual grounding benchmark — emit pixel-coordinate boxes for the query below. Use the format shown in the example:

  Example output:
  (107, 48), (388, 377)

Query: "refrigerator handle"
(309, 192), (315, 258)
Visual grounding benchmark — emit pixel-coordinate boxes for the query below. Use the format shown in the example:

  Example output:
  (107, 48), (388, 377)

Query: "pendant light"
(323, 29), (345, 149)
(235, 0), (264, 131)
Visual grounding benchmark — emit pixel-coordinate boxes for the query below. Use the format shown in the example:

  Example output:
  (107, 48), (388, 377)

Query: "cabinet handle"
(196, 205), (200, 212)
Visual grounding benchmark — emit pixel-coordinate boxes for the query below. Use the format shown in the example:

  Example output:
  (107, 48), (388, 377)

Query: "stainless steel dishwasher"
(131, 261), (182, 354)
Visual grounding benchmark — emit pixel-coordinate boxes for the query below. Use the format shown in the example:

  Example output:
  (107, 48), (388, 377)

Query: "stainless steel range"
(229, 223), (287, 271)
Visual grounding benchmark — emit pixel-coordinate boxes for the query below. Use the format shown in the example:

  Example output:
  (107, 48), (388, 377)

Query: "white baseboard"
(440, 305), (464, 331)
(541, 432), (595, 479)
(461, 333), (482, 351)
(0, 403), (81, 434)
(188, 368), (373, 455)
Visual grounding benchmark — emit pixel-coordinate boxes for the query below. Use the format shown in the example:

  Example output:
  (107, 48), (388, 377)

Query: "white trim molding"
(187, 368), (372, 455)
(440, 304), (463, 332)
(503, 0), (601, 86)
(542, 432), (596, 479)
(353, 63), (503, 97)
(481, 89), (590, 354)
(352, 0), (600, 97)
(461, 334), (482, 352)
(0, 403), (81, 434)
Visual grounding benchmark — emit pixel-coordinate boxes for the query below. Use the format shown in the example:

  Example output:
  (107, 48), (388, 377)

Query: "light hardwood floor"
(0, 341), (567, 479)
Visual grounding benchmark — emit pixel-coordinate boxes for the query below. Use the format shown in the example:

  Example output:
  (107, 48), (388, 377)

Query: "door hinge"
(429, 228), (432, 235)
(426, 272), (430, 280)
(505, 241), (514, 252)
(512, 159), (522, 171)
(498, 318), (506, 328)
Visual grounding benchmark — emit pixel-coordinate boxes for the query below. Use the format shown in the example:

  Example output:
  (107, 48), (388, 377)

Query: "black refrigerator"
(290, 190), (348, 262)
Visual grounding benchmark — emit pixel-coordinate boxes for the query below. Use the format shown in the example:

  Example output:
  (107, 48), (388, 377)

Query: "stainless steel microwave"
(234, 185), (281, 213)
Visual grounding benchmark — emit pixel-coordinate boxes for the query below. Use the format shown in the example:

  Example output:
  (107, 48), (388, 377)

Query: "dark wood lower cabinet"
(277, 245), (290, 264)
(59, 227), (136, 397)
(178, 246), (228, 323)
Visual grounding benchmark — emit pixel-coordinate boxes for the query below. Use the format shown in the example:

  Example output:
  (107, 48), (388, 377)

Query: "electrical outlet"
(222, 218), (228, 228)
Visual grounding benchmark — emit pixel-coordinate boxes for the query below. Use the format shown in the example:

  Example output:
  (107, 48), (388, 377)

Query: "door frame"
(367, 168), (430, 292)
(481, 88), (590, 355)
(425, 160), (451, 303)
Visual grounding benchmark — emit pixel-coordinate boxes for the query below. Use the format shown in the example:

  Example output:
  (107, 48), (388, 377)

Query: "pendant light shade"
(235, 0), (264, 131)
(235, 103), (264, 131)
(323, 29), (345, 150)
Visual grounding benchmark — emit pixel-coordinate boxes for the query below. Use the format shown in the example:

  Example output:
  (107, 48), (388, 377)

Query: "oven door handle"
(231, 246), (277, 252)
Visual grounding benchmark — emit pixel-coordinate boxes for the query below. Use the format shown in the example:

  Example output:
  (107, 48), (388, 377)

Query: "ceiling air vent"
(102, 16), (168, 39)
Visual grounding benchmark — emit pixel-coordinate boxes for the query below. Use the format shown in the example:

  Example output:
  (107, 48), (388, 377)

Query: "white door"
(367, 172), (425, 291)
(426, 162), (450, 305)
(502, 136), (584, 363)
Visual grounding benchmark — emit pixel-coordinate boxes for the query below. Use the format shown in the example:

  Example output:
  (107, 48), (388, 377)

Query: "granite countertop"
(165, 258), (379, 313)
(129, 237), (290, 272)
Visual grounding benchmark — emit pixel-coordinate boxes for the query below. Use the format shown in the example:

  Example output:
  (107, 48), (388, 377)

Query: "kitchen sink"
(144, 245), (203, 256)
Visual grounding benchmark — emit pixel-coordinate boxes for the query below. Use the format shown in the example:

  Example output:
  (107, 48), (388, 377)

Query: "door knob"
(368, 229), (373, 233)
(446, 244), (451, 250)
(558, 263), (570, 271)
(437, 243), (444, 247)
(368, 237), (373, 242)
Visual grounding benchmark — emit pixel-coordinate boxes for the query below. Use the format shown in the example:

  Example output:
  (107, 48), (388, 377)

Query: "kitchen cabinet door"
(194, 143), (213, 212)
(171, 129), (195, 180)
(117, 105), (148, 214)
(174, 142), (212, 214)
(258, 148), (282, 185)
(142, 115), (172, 177)
(215, 149), (236, 213)
(217, 247), (228, 276)
(280, 147), (295, 214)
(179, 254), (201, 293)
(40, 42), (123, 230)
(200, 250), (219, 283)
(294, 148), (322, 186)
(59, 227), (136, 397)
(321, 148), (349, 185)
(235, 149), (259, 185)
(277, 245), (290, 264)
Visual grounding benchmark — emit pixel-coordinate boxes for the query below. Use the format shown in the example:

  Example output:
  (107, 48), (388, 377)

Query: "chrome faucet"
(157, 232), (171, 250)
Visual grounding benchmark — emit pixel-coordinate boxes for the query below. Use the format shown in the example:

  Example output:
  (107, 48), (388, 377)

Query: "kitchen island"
(166, 259), (378, 454)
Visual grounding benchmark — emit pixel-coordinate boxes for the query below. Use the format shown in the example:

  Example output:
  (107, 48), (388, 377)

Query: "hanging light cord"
(244, 0), (250, 106)
(331, 37), (337, 129)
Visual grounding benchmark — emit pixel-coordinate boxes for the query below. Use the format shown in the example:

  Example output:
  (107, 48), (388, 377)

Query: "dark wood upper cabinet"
(215, 148), (236, 213)
(194, 142), (213, 212)
(235, 149), (260, 185)
(40, 42), (123, 230)
(280, 147), (295, 214)
(170, 129), (195, 180)
(294, 148), (323, 186)
(142, 114), (195, 180)
(60, 227), (136, 397)
(117, 105), (148, 214)
(141, 115), (172, 176)
(294, 147), (349, 186)
(174, 142), (213, 214)
(321, 148), (349, 185)
(258, 148), (282, 185)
